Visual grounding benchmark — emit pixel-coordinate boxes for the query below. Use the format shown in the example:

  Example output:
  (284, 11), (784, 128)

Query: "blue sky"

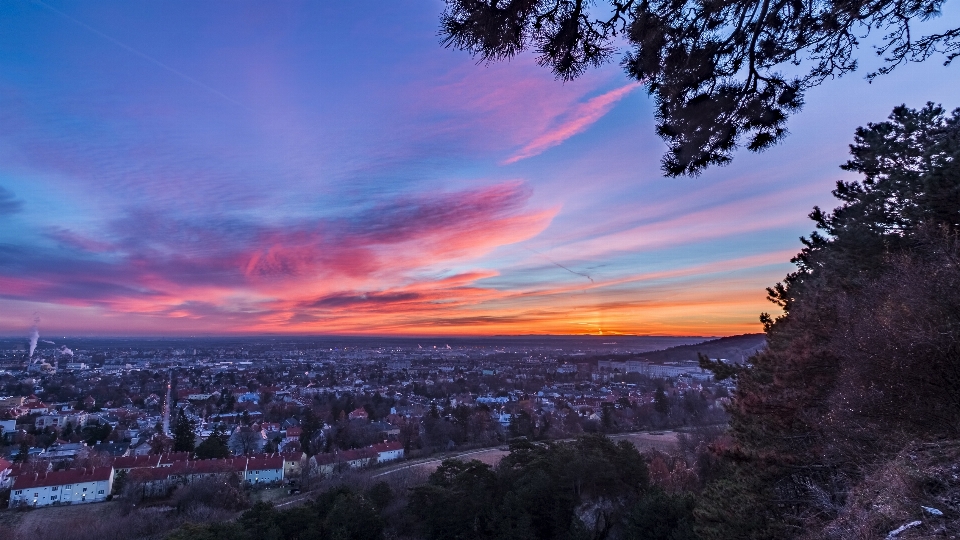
(0, 0), (957, 336)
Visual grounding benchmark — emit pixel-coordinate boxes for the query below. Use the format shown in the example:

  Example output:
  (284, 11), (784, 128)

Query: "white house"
(372, 441), (404, 463)
(243, 455), (285, 485)
(9, 467), (114, 508)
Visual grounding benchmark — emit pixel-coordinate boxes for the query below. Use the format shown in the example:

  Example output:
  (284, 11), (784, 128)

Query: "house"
(371, 441), (404, 463)
(347, 407), (369, 420)
(281, 451), (306, 477)
(284, 426), (302, 443)
(127, 438), (155, 456)
(310, 453), (338, 476)
(112, 452), (192, 473)
(21, 395), (52, 415)
(370, 421), (401, 438)
(0, 457), (12, 488)
(0, 396), (26, 415)
(124, 454), (285, 496)
(113, 454), (164, 473)
(243, 454), (284, 485)
(9, 467), (114, 507)
(93, 442), (130, 457)
(337, 447), (377, 469)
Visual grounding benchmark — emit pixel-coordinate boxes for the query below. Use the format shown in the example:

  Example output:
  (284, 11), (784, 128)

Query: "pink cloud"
(503, 83), (641, 164)
(1, 181), (556, 330)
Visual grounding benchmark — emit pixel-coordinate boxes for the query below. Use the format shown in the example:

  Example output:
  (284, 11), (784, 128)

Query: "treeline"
(167, 434), (698, 540)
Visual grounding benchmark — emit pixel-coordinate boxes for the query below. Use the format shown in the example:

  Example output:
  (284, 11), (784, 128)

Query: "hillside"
(640, 333), (765, 364)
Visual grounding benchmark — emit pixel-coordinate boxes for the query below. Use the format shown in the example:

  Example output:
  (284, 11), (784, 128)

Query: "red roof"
(158, 452), (193, 465)
(127, 466), (171, 483)
(280, 451), (304, 463)
(0, 457), (12, 471)
(285, 426), (302, 437)
(12, 467), (112, 490)
(371, 441), (403, 453)
(246, 454), (284, 470)
(112, 455), (160, 469)
(337, 447), (377, 461)
(312, 453), (337, 466)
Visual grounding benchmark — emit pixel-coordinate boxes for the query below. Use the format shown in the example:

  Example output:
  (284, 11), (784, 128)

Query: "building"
(9, 467), (114, 508)
(647, 364), (708, 379)
(0, 457), (12, 488)
(336, 447), (377, 468)
(284, 426), (302, 444)
(347, 407), (369, 420)
(35, 410), (88, 430)
(371, 441), (404, 463)
(243, 454), (284, 485)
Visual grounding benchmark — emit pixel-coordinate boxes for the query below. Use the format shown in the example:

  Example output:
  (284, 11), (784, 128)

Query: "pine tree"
(172, 407), (196, 453)
(195, 424), (230, 459)
(696, 103), (960, 538)
(653, 387), (670, 416)
(439, 2), (959, 176)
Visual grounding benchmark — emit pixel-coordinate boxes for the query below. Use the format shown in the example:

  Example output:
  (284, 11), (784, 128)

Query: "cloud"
(0, 186), (23, 216)
(504, 83), (640, 164)
(0, 181), (553, 325)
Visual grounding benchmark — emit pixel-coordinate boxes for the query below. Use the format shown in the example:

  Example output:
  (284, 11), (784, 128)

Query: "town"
(0, 335), (758, 510)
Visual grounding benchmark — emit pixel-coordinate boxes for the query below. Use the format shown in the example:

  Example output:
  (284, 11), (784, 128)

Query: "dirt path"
(371, 447), (511, 479)
(371, 430), (679, 479)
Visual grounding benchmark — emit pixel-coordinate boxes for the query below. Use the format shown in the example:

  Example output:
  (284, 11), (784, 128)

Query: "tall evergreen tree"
(172, 407), (196, 453)
(696, 103), (960, 538)
(195, 424), (230, 459)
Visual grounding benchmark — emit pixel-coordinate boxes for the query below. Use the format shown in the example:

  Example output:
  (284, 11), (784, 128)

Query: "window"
(52, 486), (58, 491)
(98, 490), (104, 494)
(14, 490), (21, 495)
(82, 487), (87, 492)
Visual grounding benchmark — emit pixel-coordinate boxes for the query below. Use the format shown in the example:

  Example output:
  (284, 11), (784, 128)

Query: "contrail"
(34, 0), (249, 111)
(526, 247), (594, 283)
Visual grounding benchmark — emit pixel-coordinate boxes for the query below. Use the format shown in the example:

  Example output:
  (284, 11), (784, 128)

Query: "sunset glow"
(0, 1), (956, 337)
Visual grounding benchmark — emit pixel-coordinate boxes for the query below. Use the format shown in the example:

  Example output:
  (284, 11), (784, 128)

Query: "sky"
(0, 1), (957, 337)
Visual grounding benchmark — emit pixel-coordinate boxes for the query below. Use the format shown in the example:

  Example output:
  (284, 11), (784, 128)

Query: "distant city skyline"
(1, 1), (957, 337)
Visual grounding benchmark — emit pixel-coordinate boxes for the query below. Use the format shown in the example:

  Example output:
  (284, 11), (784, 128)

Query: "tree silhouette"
(440, 0), (959, 176)
(172, 407), (196, 453)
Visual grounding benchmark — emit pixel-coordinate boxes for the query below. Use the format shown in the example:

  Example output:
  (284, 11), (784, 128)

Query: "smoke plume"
(60, 346), (74, 357)
(28, 317), (39, 358)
